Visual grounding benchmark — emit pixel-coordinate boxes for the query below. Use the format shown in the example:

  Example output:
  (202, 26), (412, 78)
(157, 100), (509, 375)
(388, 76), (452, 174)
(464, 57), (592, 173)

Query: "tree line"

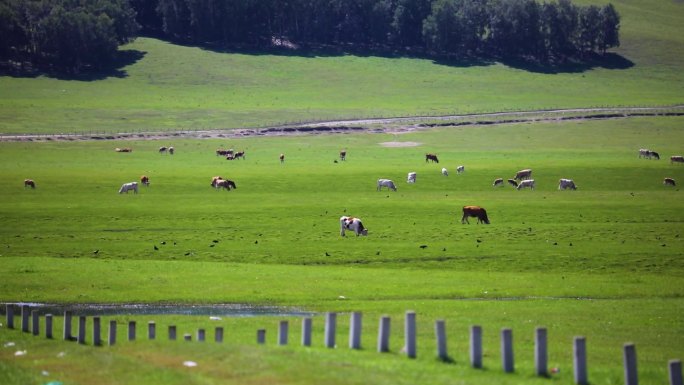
(0, 0), (620, 73)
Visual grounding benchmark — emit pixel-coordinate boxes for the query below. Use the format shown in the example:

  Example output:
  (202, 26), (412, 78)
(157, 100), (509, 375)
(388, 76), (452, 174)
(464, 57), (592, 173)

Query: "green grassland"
(1, 0), (684, 134)
(1, 116), (683, 384)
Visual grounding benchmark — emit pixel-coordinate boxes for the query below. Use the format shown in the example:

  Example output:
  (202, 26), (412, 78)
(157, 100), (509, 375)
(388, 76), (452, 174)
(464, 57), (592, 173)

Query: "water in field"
(1, 302), (314, 317)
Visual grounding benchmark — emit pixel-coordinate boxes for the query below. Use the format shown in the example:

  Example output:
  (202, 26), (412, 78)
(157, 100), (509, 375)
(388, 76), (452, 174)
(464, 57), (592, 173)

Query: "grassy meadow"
(1, 116), (684, 385)
(0, 0), (683, 134)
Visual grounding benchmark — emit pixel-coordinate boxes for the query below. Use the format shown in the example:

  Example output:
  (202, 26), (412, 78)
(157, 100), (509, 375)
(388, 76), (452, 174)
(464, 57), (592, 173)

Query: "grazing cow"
(493, 178), (503, 187)
(558, 178), (577, 190)
(340, 216), (368, 236)
(118, 182), (138, 194)
(649, 151), (659, 160)
(507, 179), (518, 188)
(215, 179), (237, 190)
(377, 179), (397, 191)
(280, 153), (285, 163)
(115, 147), (132, 153)
(517, 179), (535, 190)
(234, 151), (245, 160)
(441, 168), (448, 176)
(407, 172), (417, 183)
(169, 147), (174, 155)
(426, 154), (439, 163)
(210, 176), (224, 187)
(140, 175), (150, 186)
(639, 148), (651, 158)
(456, 165), (465, 174)
(664, 177), (676, 186)
(514, 169), (532, 180)
(340, 150), (347, 161)
(216, 149), (233, 157)
(461, 206), (490, 224)
(671, 155), (684, 164)
(159, 146), (168, 154)
(24, 179), (36, 189)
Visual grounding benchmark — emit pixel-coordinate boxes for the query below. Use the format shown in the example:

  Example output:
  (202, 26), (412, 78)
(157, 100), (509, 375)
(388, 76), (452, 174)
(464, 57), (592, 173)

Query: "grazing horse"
(340, 150), (347, 161)
(671, 155), (684, 164)
(377, 179), (397, 191)
(425, 154), (439, 163)
(340, 216), (368, 236)
(24, 179), (36, 189)
(664, 177), (676, 186)
(118, 182), (138, 194)
(461, 206), (490, 224)
(140, 175), (150, 186)
(493, 178), (504, 187)
(215, 179), (237, 190)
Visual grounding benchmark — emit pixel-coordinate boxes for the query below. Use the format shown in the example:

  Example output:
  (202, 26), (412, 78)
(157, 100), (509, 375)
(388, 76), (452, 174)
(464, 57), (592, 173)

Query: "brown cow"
(425, 154), (439, 163)
(461, 206), (490, 224)
(24, 179), (36, 189)
(664, 177), (676, 186)
(140, 175), (150, 186)
(671, 156), (684, 164)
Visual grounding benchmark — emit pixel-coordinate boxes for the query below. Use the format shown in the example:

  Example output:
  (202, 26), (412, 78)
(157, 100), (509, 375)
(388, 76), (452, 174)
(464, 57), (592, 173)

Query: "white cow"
(119, 182), (138, 194)
(457, 165), (465, 174)
(558, 178), (577, 190)
(340, 216), (368, 237)
(377, 179), (397, 191)
(407, 172), (417, 183)
(517, 179), (535, 190)
(493, 178), (504, 187)
(441, 168), (448, 176)
(515, 169), (532, 180)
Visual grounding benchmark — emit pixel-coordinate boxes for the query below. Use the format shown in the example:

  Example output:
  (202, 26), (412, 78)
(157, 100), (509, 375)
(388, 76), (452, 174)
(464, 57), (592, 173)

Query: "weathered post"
(78, 316), (86, 344)
(405, 311), (416, 359)
(257, 329), (266, 344)
(377, 316), (391, 353)
(6, 304), (14, 329)
(108, 320), (117, 346)
(470, 325), (483, 368)
(535, 327), (548, 376)
(93, 317), (101, 346)
(325, 312), (337, 348)
(501, 328), (514, 373)
(168, 325), (177, 341)
(278, 321), (289, 346)
(302, 318), (312, 347)
(670, 359), (683, 385)
(31, 310), (40, 336)
(21, 305), (30, 333)
(574, 336), (588, 385)
(148, 321), (156, 340)
(624, 343), (638, 385)
(197, 329), (205, 342)
(349, 312), (362, 350)
(128, 321), (136, 341)
(45, 314), (53, 339)
(215, 327), (223, 343)
(435, 320), (448, 361)
(63, 311), (73, 341)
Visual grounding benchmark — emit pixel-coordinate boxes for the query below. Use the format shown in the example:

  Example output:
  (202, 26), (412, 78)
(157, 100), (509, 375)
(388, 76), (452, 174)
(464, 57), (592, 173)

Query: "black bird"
(325, 252), (330, 256)
(419, 245), (427, 249)
(160, 241), (166, 245)
(153, 245), (159, 250)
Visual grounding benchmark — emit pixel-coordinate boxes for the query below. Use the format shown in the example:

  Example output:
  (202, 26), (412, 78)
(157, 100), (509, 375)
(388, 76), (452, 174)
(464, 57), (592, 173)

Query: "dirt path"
(2, 105), (683, 142)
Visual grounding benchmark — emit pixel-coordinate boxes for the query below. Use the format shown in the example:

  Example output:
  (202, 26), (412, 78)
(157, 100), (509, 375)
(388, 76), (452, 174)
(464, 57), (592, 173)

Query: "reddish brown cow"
(461, 206), (490, 224)
(24, 179), (36, 189)
(425, 154), (439, 163)
(140, 175), (150, 186)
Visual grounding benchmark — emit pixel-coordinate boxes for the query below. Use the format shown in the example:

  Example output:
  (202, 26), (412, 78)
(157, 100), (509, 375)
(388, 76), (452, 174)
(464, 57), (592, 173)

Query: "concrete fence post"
(278, 321), (289, 346)
(377, 316), (391, 353)
(501, 328), (514, 373)
(108, 320), (117, 346)
(169, 325), (177, 340)
(302, 318), (312, 347)
(325, 312), (337, 348)
(45, 314), (53, 339)
(128, 321), (136, 341)
(215, 327), (223, 343)
(63, 311), (73, 341)
(574, 336), (588, 385)
(31, 310), (40, 336)
(21, 305), (30, 333)
(6, 304), (14, 329)
(197, 329), (205, 342)
(257, 329), (266, 344)
(405, 311), (416, 359)
(670, 359), (682, 385)
(470, 325), (483, 368)
(349, 312), (362, 350)
(92, 317), (101, 346)
(624, 343), (638, 385)
(78, 316), (86, 344)
(535, 327), (548, 376)
(435, 320), (448, 361)
(148, 321), (156, 340)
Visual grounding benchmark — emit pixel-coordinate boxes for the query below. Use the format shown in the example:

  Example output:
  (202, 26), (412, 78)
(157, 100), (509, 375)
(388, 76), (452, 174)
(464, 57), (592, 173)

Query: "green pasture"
(1, 0), (684, 134)
(1, 116), (683, 384)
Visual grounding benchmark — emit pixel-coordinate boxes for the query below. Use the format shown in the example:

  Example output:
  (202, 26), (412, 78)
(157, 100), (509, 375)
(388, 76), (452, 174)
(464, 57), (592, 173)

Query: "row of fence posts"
(5, 305), (683, 385)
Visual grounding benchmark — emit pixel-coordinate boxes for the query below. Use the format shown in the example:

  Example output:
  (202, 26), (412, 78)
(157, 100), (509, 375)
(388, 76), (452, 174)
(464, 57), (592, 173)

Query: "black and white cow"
(340, 216), (368, 236)
(517, 179), (535, 190)
(377, 179), (397, 191)
(407, 172), (417, 183)
(456, 165), (465, 174)
(514, 169), (532, 180)
(493, 178), (504, 187)
(558, 178), (577, 190)
(664, 177), (676, 186)
(671, 155), (684, 164)
(441, 168), (448, 176)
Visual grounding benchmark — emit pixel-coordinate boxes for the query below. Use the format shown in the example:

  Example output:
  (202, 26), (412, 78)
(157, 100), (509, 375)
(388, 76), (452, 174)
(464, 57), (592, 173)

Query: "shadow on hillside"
(499, 52), (634, 74)
(0, 49), (146, 80)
